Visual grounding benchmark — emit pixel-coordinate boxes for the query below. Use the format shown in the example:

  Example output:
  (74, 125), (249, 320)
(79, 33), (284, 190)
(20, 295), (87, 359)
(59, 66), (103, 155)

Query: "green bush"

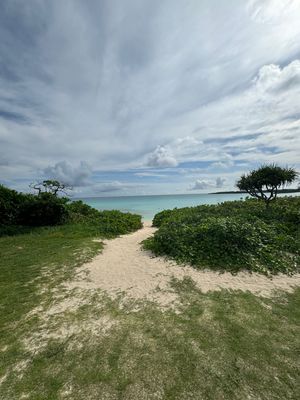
(0, 184), (24, 225)
(0, 184), (143, 237)
(145, 197), (300, 275)
(67, 200), (100, 223)
(0, 185), (69, 229)
(66, 201), (143, 237)
(18, 193), (69, 227)
(152, 209), (175, 227)
(96, 210), (143, 237)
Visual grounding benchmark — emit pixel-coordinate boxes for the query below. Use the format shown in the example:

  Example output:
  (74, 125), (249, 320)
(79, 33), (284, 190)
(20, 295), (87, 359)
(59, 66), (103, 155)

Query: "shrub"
(17, 193), (69, 227)
(0, 184), (24, 225)
(0, 185), (70, 229)
(96, 210), (143, 237)
(145, 197), (300, 275)
(152, 209), (176, 227)
(66, 202), (143, 237)
(67, 200), (100, 223)
(0, 183), (143, 237)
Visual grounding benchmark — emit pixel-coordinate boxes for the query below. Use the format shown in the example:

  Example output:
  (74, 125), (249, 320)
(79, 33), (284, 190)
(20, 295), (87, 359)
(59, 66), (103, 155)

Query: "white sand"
(70, 222), (300, 307)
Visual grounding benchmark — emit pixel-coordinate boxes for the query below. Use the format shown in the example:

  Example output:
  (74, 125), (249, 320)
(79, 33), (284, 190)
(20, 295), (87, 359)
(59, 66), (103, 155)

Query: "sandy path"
(71, 222), (300, 306)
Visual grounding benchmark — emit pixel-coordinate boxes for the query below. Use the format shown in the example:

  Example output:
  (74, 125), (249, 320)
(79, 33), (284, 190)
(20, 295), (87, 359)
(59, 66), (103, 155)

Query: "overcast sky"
(1, 0), (300, 196)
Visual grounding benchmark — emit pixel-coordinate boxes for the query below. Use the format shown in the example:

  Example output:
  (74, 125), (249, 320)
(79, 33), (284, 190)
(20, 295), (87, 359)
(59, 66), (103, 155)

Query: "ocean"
(77, 192), (300, 220)
(78, 193), (250, 220)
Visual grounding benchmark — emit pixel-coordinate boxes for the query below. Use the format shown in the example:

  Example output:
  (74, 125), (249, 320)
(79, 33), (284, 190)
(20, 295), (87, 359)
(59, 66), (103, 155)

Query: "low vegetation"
(67, 201), (142, 237)
(0, 184), (142, 238)
(145, 196), (300, 274)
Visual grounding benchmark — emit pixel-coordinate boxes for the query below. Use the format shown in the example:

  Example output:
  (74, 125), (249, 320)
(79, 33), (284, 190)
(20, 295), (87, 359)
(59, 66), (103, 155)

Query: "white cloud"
(254, 60), (300, 92)
(43, 161), (92, 186)
(171, 136), (204, 157)
(247, 0), (300, 23)
(210, 154), (234, 169)
(146, 146), (178, 168)
(134, 172), (167, 178)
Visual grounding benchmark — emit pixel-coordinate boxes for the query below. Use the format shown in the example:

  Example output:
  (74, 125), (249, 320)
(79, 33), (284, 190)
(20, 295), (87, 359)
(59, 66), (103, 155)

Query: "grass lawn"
(0, 226), (300, 399)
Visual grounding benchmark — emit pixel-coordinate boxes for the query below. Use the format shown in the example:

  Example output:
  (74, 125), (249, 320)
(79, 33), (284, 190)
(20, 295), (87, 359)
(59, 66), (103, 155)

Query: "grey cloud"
(190, 177), (226, 190)
(190, 180), (213, 190)
(216, 177), (226, 188)
(93, 181), (124, 193)
(43, 161), (92, 186)
(93, 181), (144, 193)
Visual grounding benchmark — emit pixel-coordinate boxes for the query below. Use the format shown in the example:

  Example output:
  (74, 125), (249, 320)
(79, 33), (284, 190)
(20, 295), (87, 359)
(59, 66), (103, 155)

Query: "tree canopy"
(236, 164), (298, 206)
(30, 180), (72, 196)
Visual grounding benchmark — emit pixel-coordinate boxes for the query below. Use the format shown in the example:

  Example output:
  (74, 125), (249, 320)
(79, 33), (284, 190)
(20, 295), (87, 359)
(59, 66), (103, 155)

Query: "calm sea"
(77, 193), (250, 220)
(77, 192), (300, 220)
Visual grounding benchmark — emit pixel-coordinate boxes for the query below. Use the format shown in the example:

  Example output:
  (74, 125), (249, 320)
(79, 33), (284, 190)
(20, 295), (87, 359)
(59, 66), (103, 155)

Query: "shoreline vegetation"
(1, 167), (300, 399)
(144, 196), (300, 275)
(144, 165), (299, 276)
(211, 188), (300, 194)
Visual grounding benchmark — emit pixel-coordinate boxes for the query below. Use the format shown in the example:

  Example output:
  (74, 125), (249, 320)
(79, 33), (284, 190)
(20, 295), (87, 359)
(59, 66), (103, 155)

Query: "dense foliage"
(0, 186), (142, 237)
(18, 193), (69, 227)
(236, 164), (298, 206)
(0, 185), (68, 229)
(145, 197), (300, 275)
(67, 200), (143, 237)
(0, 184), (24, 225)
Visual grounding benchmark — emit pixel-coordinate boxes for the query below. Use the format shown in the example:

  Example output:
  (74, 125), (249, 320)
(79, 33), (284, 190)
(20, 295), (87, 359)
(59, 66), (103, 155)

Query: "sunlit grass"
(0, 226), (299, 399)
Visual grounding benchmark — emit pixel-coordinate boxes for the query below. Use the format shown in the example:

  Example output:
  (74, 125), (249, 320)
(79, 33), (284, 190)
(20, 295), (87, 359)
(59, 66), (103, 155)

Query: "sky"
(0, 0), (300, 197)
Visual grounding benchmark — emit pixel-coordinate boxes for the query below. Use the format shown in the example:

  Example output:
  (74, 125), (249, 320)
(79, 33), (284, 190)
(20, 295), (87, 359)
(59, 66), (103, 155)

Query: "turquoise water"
(78, 192), (300, 220)
(78, 193), (249, 220)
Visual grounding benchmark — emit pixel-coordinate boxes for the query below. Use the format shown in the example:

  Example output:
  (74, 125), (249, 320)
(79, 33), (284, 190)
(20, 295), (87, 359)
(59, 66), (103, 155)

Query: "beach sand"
(70, 222), (300, 307)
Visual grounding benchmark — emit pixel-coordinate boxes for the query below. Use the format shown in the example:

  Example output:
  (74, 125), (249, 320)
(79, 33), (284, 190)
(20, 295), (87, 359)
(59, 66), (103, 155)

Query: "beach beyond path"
(71, 222), (300, 307)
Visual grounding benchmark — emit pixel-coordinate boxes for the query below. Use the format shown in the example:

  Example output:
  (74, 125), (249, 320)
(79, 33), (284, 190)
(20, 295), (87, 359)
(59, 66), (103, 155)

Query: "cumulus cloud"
(146, 146), (178, 168)
(43, 161), (92, 186)
(145, 136), (204, 168)
(254, 61), (300, 92)
(190, 180), (213, 190)
(190, 177), (226, 191)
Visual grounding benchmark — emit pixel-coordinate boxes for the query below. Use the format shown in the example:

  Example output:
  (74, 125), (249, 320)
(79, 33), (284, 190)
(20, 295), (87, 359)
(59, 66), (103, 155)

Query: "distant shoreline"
(210, 189), (300, 195)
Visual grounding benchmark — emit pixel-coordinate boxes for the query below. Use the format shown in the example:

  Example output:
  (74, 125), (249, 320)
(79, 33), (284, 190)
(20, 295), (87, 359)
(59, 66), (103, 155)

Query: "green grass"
(0, 224), (104, 395)
(1, 224), (300, 399)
